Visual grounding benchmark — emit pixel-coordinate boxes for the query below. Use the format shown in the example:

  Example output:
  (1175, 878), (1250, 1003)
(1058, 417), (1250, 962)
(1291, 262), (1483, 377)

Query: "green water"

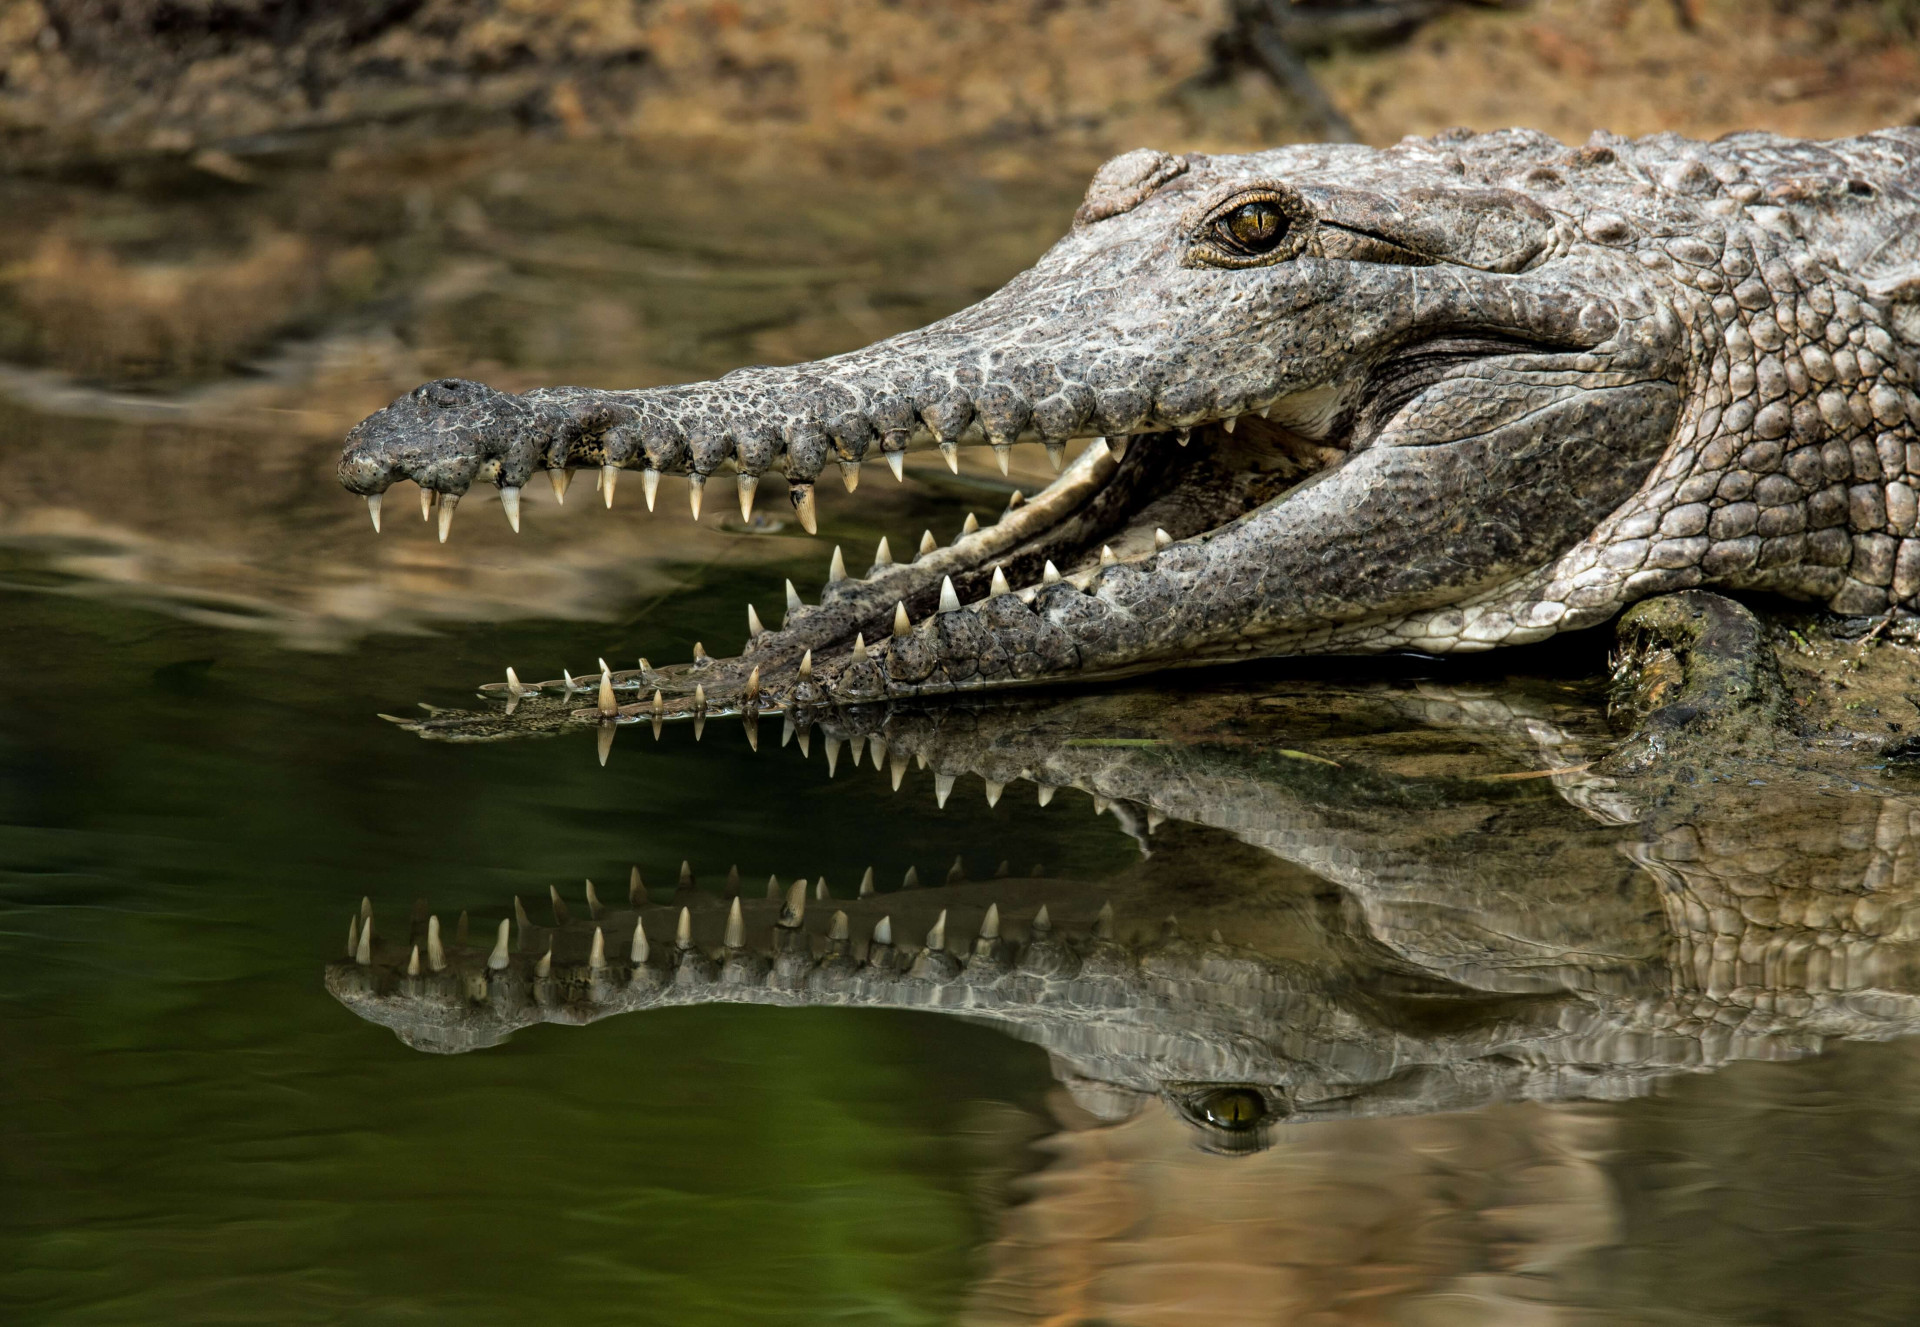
(6, 134), (1920, 1326)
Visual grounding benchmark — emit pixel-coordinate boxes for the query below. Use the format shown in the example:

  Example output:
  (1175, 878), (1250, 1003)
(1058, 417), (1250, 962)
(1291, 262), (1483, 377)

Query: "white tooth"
(927, 910), (948, 952)
(488, 918), (511, 970)
(688, 474), (705, 521)
(981, 903), (1001, 939)
(589, 927), (608, 971)
(505, 666), (523, 694)
(799, 649), (813, 680)
(902, 866), (920, 887)
(1175, 428), (1191, 447)
(893, 601), (911, 636)
(935, 773), (954, 808)
(829, 546), (847, 583)
(826, 735), (843, 776)
(642, 468), (660, 511)
(917, 530), (936, 559)
(602, 464), (618, 508)
(549, 468), (571, 503)
(990, 567), (1010, 595)
(852, 634), (869, 663)
(984, 780), (1003, 807)
(366, 492), (383, 532)
(630, 917), (650, 963)
(1034, 904), (1051, 930)
(992, 444), (1011, 475)
(598, 667), (617, 716)
(427, 915), (446, 971)
(786, 579), (803, 619)
(585, 879), (604, 916)
(676, 907), (693, 949)
(355, 914), (372, 965)
(815, 879), (830, 901)
(1037, 784), (1055, 807)
(436, 494), (458, 543)
(1099, 545), (1117, 567)
(1222, 416), (1237, 433)
(630, 865), (646, 906)
(597, 721), (616, 765)
(1042, 560), (1061, 585)
(737, 473), (758, 520)
(1045, 442), (1064, 472)
(891, 753), (907, 789)
(839, 459), (860, 492)
(939, 441), (959, 474)
(874, 916), (893, 946)
(830, 910), (849, 940)
(792, 484), (818, 535)
(1154, 528), (1172, 550)
(939, 577), (960, 613)
(420, 486), (434, 521)
(536, 945), (552, 978)
(1094, 796), (1110, 815)
(961, 512), (979, 537)
(886, 451), (905, 482)
(748, 604), (766, 638)
(1106, 435), (1128, 461)
(563, 669), (576, 692)
(1006, 490), (1024, 511)
(725, 897), (745, 948)
(859, 867), (875, 897)
(693, 641), (707, 662)
(694, 683), (707, 709)
(500, 486), (521, 532)
(872, 536), (893, 570)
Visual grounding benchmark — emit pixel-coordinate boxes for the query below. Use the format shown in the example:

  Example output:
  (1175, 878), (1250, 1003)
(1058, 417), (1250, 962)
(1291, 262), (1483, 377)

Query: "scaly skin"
(328, 595), (1920, 1151)
(340, 126), (1920, 738)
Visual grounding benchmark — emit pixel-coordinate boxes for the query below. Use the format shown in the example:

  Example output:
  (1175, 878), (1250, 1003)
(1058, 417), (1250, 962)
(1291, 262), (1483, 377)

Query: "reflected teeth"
(642, 468), (660, 511)
(602, 464), (618, 508)
(437, 494), (458, 543)
(367, 492), (383, 532)
(737, 473), (758, 520)
(501, 486), (521, 532)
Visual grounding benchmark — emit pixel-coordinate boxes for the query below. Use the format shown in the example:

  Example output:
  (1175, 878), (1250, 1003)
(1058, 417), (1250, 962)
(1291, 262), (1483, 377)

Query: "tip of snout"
(337, 442), (394, 497)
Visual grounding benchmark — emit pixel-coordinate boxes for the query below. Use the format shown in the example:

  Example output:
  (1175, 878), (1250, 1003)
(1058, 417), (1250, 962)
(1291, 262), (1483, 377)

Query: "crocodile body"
(328, 596), (1920, 1151)
(338, 127), (1920, 734)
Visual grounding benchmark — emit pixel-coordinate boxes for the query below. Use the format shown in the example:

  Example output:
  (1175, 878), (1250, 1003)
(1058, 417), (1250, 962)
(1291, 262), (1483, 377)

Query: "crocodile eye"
(1196, 1087), (1267, 1130)
(1219, 201), (1287, 254)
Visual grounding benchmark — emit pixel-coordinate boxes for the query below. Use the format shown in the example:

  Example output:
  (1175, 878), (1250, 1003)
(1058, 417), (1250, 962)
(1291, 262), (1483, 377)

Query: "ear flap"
(1300, 186), (1555, 273)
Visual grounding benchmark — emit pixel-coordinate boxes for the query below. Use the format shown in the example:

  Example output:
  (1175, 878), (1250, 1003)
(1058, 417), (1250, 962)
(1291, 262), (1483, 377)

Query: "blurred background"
(2, 5), (1919, 1325)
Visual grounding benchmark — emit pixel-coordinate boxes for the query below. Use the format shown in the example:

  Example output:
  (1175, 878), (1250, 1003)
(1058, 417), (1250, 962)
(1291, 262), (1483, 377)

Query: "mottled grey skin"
(328, 595), (1920, 1152)
(341, 126), (1920, 737)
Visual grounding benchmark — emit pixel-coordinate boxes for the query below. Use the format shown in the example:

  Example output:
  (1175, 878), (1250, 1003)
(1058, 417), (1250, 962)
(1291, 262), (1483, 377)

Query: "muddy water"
(5, 138), (1920, 1326)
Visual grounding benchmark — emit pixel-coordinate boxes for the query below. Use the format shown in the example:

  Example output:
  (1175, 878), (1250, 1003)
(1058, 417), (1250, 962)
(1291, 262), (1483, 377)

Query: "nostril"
(422, 378), (487, 410)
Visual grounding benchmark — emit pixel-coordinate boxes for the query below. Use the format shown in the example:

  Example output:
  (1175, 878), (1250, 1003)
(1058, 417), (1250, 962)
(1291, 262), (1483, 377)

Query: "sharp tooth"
(890, 752), (907, 790)
(1154, 528), (1172, 550)
(506, 666), (524, 695)
(781, 713), (794, 748)
(780, 878), (807, 927)
(356, 914), (372, 965)
(630, 917), (650, 963)
(436, 494), (458, 543)
(934, 773), (954, 808)
(1045, 442), (1064, 472)
(694, 683), (707, 710)
(786, 579), (803, 618)
(742, 709), (759, 751)
(488, 918), (511, 970)
(893, 601), (911, 637)
(851, 634), (869, 663)
(981, 903), (1001, 939)
(590, 927), (607, 971)
(679, 860), (694, 889)
(675, 907), (693, 949)
(765, 874), (780, 900)
(596, 721), (616, 765)
(829, 546), (847, 583)
(630, 865), (645, 906)
(1037, 784), (1055, 806)
(550, 884), (573, 925)
(1105, 435), (1128, 461)
(500, 486), (521, 532)
(1042, 560), (1061, 585)
(642, 468), (660, 511)
(917, 530), (936, 559)
(926, 910), (948, 951)
(693, 641), (708, 663)
(536, 944), (552, 978)
(992, 444), (1011, 475)
(1260, 402), (1273, 419)
(549, 468), (571, 503)
(799, 649), (813, 681)
(366, 492), (383, 532)
(1222, 416), (1237, 433)
(724, 897), (745, 948)
(874, 916), (893, 946)
(961, 512), (979, 537)
(831, 910), (849, 940)
(514, 896), (531, 931)
(990, 567), (1010, 596)
(1099, 545), (1117, 567)
(427, 915), (446, 971)
(586, 880), (604, 916)
(939, 441), (958, 474)
(858, 867), (875, 896)
(745, 665), (762, 702)
(420, 486), (434, 521)
(562, 669), (576, 692)
(886, 451), (905, 482)
(839, 459), (860, 492)
(1176, 428), (1191, 446)
(598, 667), (617, 716)
(946, 856), (964, 884)
(602, 464), (619, 508)
(815, 878), (830, 901)
(791, 484), (818, 535)
(939, 577), (960, 613)
(1093, 796), (1110, 815)
(826, 736), (842, 776)
(737, 473), (758, 520)
(902, 866), (919, 888)
(1034, 904), (1052, 931)
(747, 604), (766, 638)
(688, 474), (705, 521)
(343, 913), (355, 959)
(873, 536), (893, 570)
(985, 780), (1003, 807)
(1007, 490), (1024, 511)
(637, 657), (652, 675)
(651, 689), (665, 716)
(1147, 809), (1165, 833)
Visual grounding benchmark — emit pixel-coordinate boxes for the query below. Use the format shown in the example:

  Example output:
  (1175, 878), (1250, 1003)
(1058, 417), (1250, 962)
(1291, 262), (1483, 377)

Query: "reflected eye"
(1196, 1087), (1268, 1130)
(1220, 201), (1287, 253)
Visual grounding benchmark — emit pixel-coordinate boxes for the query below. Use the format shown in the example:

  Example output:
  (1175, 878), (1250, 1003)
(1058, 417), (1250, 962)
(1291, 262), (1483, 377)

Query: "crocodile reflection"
(327, 628), (1920, 1153)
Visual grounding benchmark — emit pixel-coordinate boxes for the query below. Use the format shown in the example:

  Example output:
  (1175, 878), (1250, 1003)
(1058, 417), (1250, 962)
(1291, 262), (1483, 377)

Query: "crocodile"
(337, 126), (1920, 738)
(327, 594), (1920, 1152)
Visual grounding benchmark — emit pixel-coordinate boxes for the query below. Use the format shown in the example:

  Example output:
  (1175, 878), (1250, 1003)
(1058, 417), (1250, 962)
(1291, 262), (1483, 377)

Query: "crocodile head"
(348, 129), (1882, 736)
(326, 617), (1920, 1149)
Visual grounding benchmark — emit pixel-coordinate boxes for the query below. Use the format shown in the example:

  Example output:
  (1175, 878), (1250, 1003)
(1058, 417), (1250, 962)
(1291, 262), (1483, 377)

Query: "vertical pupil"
(1228, 202), (1282, 250)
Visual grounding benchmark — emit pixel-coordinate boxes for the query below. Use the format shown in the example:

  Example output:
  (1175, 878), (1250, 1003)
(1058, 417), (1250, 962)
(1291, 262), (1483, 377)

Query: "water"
(6, 133), (1920, 1326)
